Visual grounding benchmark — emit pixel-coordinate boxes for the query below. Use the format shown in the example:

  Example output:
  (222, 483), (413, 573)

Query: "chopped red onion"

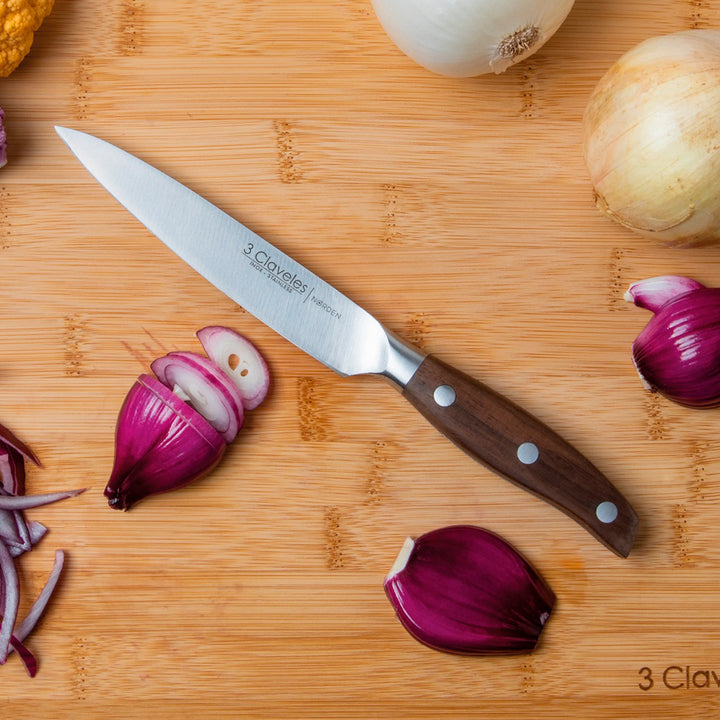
(104, 374), (227, 510)
(197, 326), (270, 410)
(384, 525), (555, 655)
(0, 424), (80, 676)
(627, 276), (720, 407)
(151, 351), (244, 443)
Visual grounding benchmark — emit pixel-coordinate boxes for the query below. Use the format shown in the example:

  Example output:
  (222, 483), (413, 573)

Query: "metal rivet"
(433, 384), (456, 407)
(517, 442), (539, 465)
(596, 501), (618, 524)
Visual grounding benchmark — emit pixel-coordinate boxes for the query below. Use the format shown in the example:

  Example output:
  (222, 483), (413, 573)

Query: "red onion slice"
(0, 488), (86, 511)
(151, 351), (244, 443)
(0, 445), (26, 496)
(12, 549), (64, 644)
(8, 521), (47, 558)
(196, 326), (270, 410)
(0, 540), (19, 664)
(0, 422), (41, 469)
(9, 636), (37, 677)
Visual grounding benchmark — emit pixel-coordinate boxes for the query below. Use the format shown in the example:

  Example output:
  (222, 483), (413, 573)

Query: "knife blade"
(56, 126), (638, 557)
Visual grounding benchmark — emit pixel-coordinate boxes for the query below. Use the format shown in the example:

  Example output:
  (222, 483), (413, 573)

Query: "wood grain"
(3, 0), (720, 717)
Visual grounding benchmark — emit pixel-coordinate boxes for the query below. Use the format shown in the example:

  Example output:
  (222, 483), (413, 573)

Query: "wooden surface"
(3, 0), (720, 717)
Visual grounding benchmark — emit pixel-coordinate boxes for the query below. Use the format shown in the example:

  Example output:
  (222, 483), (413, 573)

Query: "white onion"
(583, 30), (720, 247)
(370, 0), (576, 77)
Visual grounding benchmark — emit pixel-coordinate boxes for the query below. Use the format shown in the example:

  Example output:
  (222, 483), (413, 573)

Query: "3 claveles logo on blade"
(244, 241), (309, 295)
(243, 240), (343, 319)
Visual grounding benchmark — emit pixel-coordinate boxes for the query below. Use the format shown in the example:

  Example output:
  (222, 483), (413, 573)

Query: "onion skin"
(628, 278), (720, 408)
(583, 30), (720, 247)
(384, 525), (555, 655)
(371, 0), (576, 77)
(104, 375), (226, 510)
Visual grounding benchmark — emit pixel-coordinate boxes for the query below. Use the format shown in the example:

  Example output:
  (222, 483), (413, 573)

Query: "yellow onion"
(583, 30), (720, 247)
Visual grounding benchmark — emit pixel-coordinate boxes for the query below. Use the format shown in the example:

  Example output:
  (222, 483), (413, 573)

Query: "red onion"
(104, 374), (226, 510)
(106, 327), (270, 510)
(384, 525), (555, 655)
(196, 326), (270, 410)
(151, 351), (244, 443)
(626, 275), (720, 407)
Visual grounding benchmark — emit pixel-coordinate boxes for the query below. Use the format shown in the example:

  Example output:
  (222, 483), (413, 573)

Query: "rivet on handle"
(517, 442), (539, 465)
(596, 501), (619, 524)
(433, 384), (456, 407)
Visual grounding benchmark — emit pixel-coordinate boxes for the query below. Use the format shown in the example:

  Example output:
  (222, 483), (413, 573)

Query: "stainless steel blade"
(55, 126), (424, 385)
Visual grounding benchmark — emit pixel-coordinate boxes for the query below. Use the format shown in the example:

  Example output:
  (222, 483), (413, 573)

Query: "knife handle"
(401, 355), (638, 557)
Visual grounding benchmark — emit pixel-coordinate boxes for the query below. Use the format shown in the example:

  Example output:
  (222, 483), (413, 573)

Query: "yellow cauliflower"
(0, 0), (54, 77)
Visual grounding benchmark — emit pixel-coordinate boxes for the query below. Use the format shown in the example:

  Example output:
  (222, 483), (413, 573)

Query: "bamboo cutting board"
(3, 0), (720, 717)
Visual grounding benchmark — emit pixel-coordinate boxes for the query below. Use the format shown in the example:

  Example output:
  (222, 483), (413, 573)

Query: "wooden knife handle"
(402, 355), (638, 557)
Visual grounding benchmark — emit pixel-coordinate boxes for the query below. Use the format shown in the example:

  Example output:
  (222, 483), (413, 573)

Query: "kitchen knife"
(56, 126), (638, 557)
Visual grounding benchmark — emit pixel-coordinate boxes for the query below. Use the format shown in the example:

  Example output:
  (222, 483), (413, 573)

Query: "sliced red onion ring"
(152, 351), (244, 443)
(197, 326), (270, 410)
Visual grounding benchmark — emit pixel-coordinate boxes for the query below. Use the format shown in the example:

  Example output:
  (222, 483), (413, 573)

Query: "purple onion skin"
(632, 288), (720, 408)
(384, 526), (555, 655)
(104, 375), (226, 510)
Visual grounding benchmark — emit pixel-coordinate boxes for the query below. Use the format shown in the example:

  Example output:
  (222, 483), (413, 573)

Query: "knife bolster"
(381, 332), (425, 388)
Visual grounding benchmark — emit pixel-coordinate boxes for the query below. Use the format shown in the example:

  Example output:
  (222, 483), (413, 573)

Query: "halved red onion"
(384, 525), (555, 655)
(197, 326), (270, 410)
(105, 375), (227, 510)
(152, 351), (244, 443)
